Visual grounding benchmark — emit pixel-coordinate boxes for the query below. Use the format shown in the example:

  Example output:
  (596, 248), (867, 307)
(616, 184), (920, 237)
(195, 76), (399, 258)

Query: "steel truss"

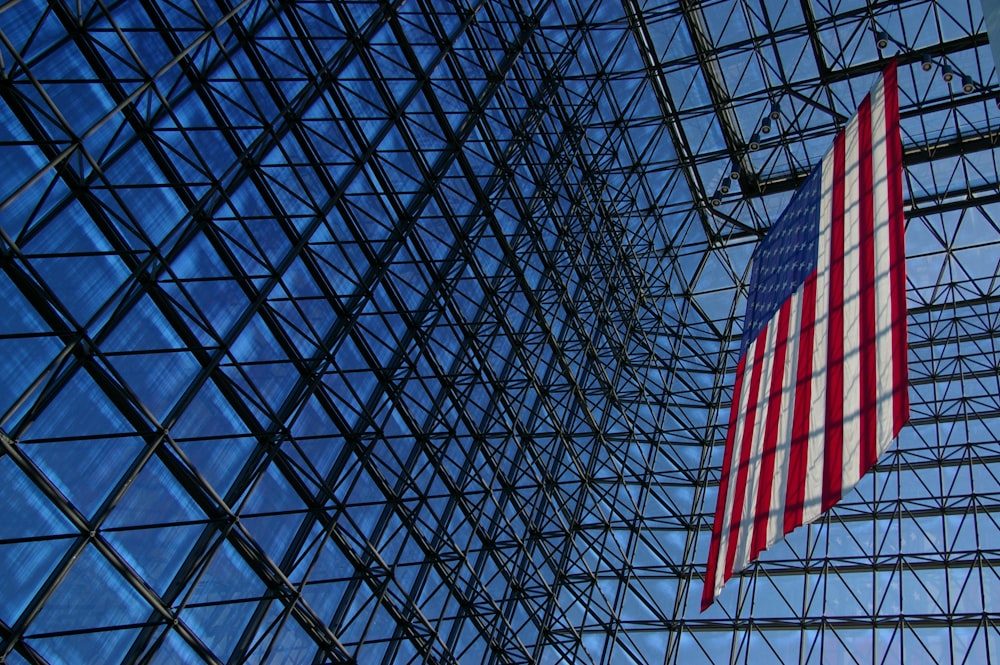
(0, 0), (996, 663)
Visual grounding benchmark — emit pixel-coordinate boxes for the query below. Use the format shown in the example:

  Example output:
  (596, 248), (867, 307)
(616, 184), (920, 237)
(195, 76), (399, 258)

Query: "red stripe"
(884, 60), (909, 436)
(823, 130), (847, 512)
(723, 336), (768, 582)
(701, 355), (746, 611)
(858, 97), (877, 475)
(751, 298), (792, 559)
(785, 272), (817, 533)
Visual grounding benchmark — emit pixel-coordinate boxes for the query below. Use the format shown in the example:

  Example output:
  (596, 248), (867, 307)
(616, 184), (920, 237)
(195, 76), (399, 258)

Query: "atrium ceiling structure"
(0, 0), (997, 663)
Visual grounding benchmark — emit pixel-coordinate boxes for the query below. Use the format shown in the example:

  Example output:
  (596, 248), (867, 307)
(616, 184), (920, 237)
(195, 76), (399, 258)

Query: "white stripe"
(803, 149), (834, 526)
(765, 289), (803, 549)
(870, 76), (895, 459)
(733, 320), (779, 573)
(840, 107), (863, 494)
(713, 342), (758, 597)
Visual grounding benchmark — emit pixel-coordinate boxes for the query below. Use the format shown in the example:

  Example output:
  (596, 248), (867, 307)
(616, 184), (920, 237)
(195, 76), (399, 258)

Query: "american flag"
(702, 61), (908, 610)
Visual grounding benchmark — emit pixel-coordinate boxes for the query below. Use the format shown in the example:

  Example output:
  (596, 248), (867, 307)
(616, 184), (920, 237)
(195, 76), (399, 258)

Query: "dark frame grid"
(0, 1), (997, 663)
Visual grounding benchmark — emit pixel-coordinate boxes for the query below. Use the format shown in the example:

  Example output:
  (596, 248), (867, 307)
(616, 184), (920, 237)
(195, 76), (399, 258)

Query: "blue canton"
(741, 163), (823, 358)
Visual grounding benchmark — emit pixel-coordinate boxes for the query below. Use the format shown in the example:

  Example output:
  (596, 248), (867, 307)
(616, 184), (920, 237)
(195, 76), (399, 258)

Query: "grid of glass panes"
(0, 0), (997, 663)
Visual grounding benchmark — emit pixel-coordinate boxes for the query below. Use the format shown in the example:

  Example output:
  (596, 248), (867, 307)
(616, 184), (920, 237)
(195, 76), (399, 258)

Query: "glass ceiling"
(0, 0), (996, 663)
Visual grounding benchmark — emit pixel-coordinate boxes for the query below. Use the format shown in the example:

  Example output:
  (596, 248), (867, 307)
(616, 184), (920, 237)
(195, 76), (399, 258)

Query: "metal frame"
(0, 0), (997, 663)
